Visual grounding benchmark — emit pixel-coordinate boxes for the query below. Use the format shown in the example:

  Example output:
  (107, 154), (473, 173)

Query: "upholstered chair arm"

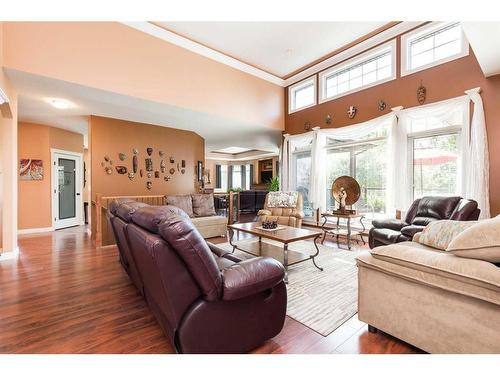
(372, 218), (408, 231)
(221, 257), (285, 301)
(207, 242), (229, 258)
(257, 209), (272, 216)
(291, 210), (305, 219)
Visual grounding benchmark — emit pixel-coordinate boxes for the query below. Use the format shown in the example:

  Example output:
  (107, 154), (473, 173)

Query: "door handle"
(76, 193), (81, 196)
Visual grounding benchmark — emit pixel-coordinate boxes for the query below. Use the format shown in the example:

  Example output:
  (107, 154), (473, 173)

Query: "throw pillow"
(164, 194), (194, 217)
(267, 191), (298, 208)
(446, 216), (500, 263)
(192, 193), (216, 217)
(418, 220), (476, 250)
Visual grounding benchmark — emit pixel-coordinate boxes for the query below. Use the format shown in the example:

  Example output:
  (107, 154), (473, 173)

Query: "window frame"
(401, 22), (469, 77)
(318, 40), (397, 104)
(291, 148), (314, 216)
(407, 125), (462, 202)
(288, 76), (317, 114)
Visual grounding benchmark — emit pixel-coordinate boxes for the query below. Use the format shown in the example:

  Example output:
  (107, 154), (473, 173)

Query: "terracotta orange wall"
(2, 22), (284, 131)
(285, 40), (500, 216)
(18, 122), (84, 230)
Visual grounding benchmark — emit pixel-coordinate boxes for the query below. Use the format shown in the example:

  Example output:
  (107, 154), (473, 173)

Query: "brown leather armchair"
(257, 192), (304, 228)
(369, 196), (480, 249)
(109, 201), (287, 353)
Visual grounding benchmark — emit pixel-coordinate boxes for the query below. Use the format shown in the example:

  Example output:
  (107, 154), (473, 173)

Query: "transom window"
(319, 41), (396, 103)
(401, 22), (469, 76)
(288, 77), (316, 113)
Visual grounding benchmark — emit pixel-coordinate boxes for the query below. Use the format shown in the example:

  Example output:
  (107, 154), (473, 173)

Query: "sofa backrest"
(263, 192), (304, 218)
(450, 199), (480, 221)
(410, 196), (478, 226)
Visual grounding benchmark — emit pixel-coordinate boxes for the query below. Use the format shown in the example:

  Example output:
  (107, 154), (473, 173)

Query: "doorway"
(51, 149), (84, 230)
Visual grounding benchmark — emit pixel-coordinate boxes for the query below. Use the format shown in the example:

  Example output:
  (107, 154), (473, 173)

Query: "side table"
(321, 212), (366, 250)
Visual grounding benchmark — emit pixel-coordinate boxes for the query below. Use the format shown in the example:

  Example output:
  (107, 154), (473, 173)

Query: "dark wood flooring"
(0, 220), (422, 354)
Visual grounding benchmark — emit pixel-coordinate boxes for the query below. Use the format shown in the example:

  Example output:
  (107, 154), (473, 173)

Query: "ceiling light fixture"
(47, 98), (73, 109)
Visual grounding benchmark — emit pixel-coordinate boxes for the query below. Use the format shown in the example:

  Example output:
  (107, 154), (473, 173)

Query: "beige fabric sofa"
(164, 193), (227, 238)
(257, 192), (304, 228)
(356, 234), (500, 353)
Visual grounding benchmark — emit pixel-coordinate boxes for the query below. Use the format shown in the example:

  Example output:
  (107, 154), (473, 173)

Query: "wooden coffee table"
(227, 222), (323, 283)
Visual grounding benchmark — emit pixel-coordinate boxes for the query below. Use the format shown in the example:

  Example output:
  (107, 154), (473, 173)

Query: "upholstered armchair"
(257, 192), (304, 228)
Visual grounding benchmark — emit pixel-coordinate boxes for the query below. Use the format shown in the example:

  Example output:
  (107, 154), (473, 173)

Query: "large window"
(288, 77), (316, 113)
(232, 165), (242, 190)
(319, 41), (396, 103)
(326, 132), (388, 218)
(401, 22), (468, 76)
(292, 151), (313, 217)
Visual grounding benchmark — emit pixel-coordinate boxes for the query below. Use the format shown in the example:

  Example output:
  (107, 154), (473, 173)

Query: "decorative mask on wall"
(104, 166), (113, 175)
(169, 168), (175, 175)
(133, 148), (139, 155)
(181, 160), (186, 168)
(147, 172), (152, 178)
(146, 181), (152, 190)
(169, 156), (175, 163)
(177, 163), (180, 172)
(133, 155), (138, 173)
(417, 81), (426, 105)
(378, 100), (386, 111)
(115, 166), (127, 174)
(304, 121), (311, 131)
(164, 176), (171, 182)
(139, 169), (144, 178)
(159, 150), (165, 157)
(325, 114), (332, 124)
(147, 147), (153, 156)
(155, 171), (160, 178)
(118, 153), (126, 161)
(145, 158), (153, 172)
(104, 155), (110, 162)
(128, 172), (135, 180)
(181, 169), (185, 174)
(347, 106), (357, 119)
(160, 159), (166, 173)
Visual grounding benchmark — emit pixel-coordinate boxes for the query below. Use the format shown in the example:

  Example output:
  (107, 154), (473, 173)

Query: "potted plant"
(267, 176), (279, 192)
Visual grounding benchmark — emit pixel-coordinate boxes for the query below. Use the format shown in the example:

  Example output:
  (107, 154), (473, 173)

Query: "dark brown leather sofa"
(369, 196), (480, 249)
(107, 199), (287, 353)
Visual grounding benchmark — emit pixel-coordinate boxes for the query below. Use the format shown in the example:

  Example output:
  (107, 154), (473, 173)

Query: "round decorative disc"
(332, 176), (361, 206)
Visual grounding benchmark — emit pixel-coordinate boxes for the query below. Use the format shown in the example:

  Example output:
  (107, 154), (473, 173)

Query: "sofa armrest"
(291, 210), (305, 219)
(221, 257), (285, 301)
(400, 224), (426, 238)
(257, 209), (272, 216)
(372, 218), (408, 231)
(207, 242), (228, 258)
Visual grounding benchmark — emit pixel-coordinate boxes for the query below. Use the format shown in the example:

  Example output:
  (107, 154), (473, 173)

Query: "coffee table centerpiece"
(227, 222), (323, 283)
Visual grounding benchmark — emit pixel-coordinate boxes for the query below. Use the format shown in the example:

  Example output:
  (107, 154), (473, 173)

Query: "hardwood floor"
(0, 223), (422, 354)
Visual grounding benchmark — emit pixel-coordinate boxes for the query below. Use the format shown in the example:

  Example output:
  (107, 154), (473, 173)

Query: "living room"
(0, 0), (499, 373)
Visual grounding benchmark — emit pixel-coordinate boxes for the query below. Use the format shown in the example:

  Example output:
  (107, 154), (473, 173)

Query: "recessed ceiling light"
(47, 98), (73, 109)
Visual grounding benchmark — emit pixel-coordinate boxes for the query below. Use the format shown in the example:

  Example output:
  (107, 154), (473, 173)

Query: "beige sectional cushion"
(164, 194), (194, 217)
(192, 193), (216, 217)
(357, 244), (500, 305)
(418, 220), (476, 250)
(446, 216), (500, 263)
(191, 215), (227, 227)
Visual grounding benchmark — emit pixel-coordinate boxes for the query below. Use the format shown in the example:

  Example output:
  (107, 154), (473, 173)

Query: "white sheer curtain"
(280, 131), (314, 192)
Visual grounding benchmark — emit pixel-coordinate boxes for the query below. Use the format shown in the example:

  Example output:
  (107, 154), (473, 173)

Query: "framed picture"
(19, 159), (44, 180)
(197, 161), (203, 181)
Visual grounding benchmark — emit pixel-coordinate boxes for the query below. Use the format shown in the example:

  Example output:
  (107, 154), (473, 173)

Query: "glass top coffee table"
(227, 222), (323, 283)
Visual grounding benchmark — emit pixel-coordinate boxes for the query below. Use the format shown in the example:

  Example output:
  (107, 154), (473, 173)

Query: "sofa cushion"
(132, 205), (190, 233)
(165, 194), (194, 217)
(418, 220), (477, 250)
(446, 216), (500, 263)
(191, 215), (227, 227)
(267, 191), (298, 208)
(412, 216), (439, 226)
(362, 244), (500, 305)
(372, 218), (408, 231)
(400, 224), (426, 238)
(192, 193), (216, 217)
(114, 201), (149, 222)
(415, 196), (462, 220)
(158, 215), (222, 302)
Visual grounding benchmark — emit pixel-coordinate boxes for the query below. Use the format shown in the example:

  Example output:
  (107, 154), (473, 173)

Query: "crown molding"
(0, 87), (10, 105)
(122, 21), (426, 88)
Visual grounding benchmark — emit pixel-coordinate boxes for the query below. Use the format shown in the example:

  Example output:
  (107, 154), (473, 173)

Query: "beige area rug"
(215, 239), (359, 336)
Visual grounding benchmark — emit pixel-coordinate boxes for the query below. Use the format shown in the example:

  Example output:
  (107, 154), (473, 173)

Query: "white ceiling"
(157, 22), (388, 77)
(462, 22), (500, 77)
(7, 69), (282, 152)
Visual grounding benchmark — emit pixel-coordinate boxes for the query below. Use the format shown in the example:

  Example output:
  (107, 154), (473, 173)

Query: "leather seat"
(108, 200), (287, 353)
(369, 196), (480, 249)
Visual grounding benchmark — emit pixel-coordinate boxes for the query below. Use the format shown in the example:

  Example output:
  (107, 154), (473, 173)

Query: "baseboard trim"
(18, 227), (54, 235)
(0, 247), (20, 261)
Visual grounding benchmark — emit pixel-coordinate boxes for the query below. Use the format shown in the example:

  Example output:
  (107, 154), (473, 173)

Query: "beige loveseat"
(356, 233), (500, 353)
(164, 193), (227, 238)
(257, 192), (304, 228)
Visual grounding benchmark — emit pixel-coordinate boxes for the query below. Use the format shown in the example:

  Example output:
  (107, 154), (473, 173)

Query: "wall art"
(197, 161), (203, 181)
(181, 160), (186, 168)
(146, 181), (152, 190)
(417, 81), (426, 105)
(147, 172), (152, 178)
(164, 176), (171, 182)
(115, 166), (127, 174)
(181, 169), (185, 174)
(347, 106), (357, 119)
(145, 158), (153, 171)
(159, 150), (165, 157)
(169, 168), (175, 175)
(160, 159), (166, 173)
(128, 172), (135, 180)
(133, 155), (138, 173)
(169, 156), (175, 163)
(304, 121), (311, 131)
(19, 159), (44, 180)
(177, 163), (180, 172)
(378, 100), (386, 111)
(325, 114), (332, 124)
(104, 155), (110, 162)
(155, 171), (160, 178)
(104, 166), (113, 175)
(147, 147), (153, 156)
(133, 148), (139, 155)
(118, 152), (126, 161)
(139, 169), (144, 178)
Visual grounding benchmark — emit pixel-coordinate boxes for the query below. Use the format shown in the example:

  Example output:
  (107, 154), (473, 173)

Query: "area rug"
(214, 239), (359, 336)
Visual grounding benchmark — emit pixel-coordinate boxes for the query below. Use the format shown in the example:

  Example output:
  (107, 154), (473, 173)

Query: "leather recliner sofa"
(107, 199), (287, 354)
(369, 196), (480, 249)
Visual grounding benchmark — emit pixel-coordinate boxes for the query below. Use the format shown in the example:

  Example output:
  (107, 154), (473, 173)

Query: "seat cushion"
(370, 227), (410, 245)
(165, 194), (194, 217)
(360, 244), (500, 305)
(191, 215), (227, 227)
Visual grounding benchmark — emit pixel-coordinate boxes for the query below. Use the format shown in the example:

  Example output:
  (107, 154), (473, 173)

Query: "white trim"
(51, 149), (85, 230)
(0, 87), (10, 105)
(18, 227), (54, 235)
(288, 76), (317, 114)
(122, 21), (425, 87)
(401, 22), (470, 77)
(121, 22), (285, 86)
(318, 39), (397, 104)
(0, 247), (19, 261)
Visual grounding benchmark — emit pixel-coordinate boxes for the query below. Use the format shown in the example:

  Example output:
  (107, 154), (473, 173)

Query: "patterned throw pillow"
(267, 192), (298, 208)
(418, 220), (477, 250)
(192, 193), (216, 217)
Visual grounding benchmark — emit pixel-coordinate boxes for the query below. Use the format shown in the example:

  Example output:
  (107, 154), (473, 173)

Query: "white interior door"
(52, 150), (83, 230)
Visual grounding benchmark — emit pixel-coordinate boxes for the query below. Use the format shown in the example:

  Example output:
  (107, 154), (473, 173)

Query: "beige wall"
(2, 22), (284, 131)
(17, 122), (84, 230)
(285, 41), (500, 216)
